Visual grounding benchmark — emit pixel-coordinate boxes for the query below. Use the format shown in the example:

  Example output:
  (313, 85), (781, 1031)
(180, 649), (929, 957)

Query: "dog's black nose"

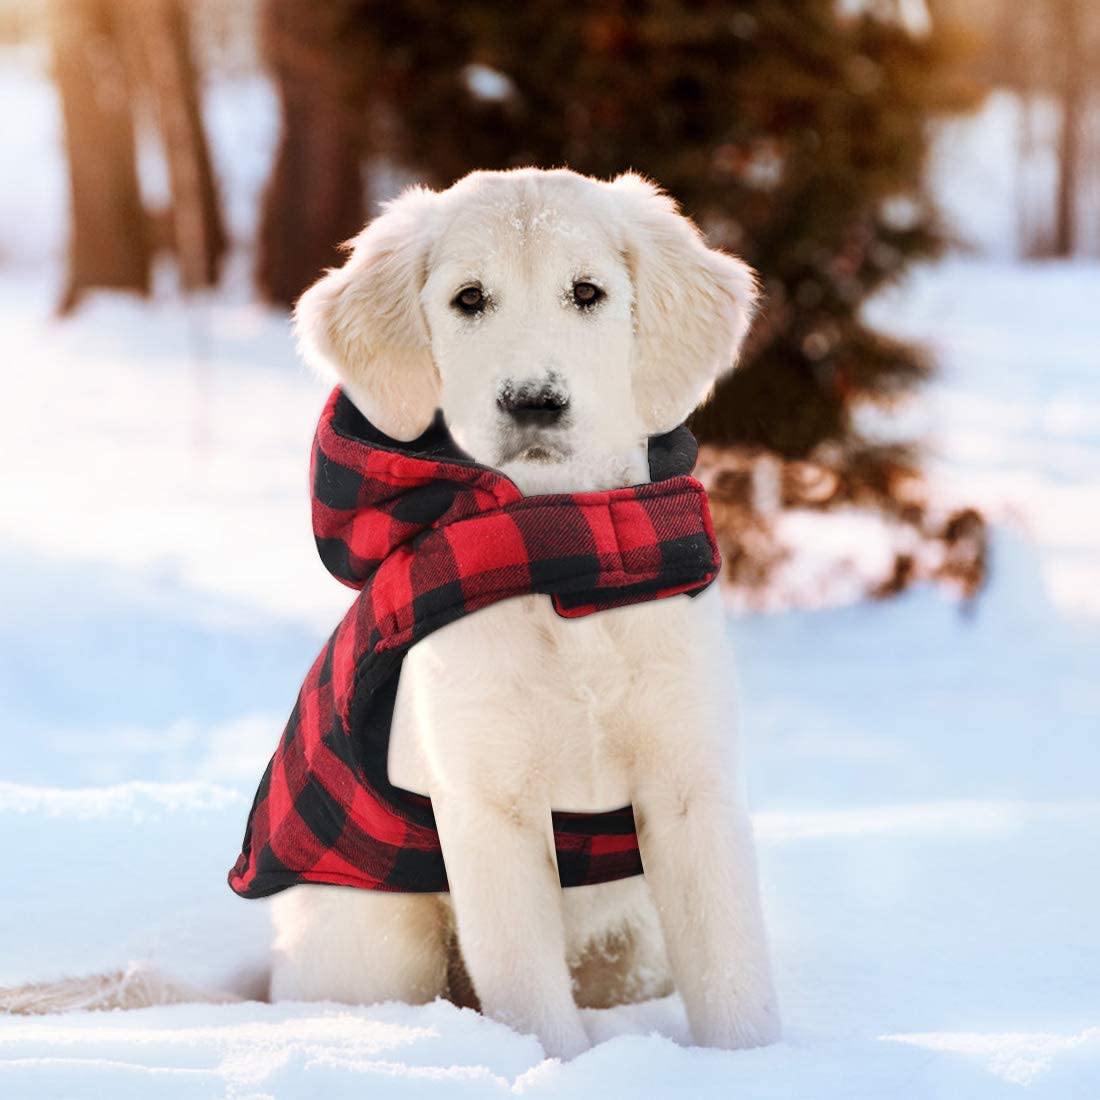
(497, 386), (570, 426)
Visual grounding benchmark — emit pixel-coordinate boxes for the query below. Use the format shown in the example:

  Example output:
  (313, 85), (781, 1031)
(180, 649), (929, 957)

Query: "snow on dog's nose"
(496, 377), (570, 428)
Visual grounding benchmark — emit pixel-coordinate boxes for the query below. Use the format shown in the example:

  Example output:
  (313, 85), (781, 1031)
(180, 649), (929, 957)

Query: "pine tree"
(262, 1), (985, 596)
(347, 2), (978, 463)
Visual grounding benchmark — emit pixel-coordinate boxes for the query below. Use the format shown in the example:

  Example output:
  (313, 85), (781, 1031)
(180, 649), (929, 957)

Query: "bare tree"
(255, 0), (366, 308)
(51, 0), (150, 312)
(1053, 0), (1084, 257)
(132, 0), (227, 289)
(50, 0), (226, 311)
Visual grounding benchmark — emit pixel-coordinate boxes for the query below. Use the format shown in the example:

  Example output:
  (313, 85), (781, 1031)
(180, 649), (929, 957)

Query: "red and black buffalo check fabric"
(228, 388), (721, 897)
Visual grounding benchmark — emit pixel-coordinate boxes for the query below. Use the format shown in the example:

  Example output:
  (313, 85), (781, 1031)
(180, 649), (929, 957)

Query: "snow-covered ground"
(2, 45), (1099, 1100)
(2, 265), (1097, 1099)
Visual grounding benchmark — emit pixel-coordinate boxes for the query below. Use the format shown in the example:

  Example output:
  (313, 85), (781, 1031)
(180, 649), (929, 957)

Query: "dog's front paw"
(693, 990), (781, 1051)
(486, 1001), (590, 1061)
(535, 1018), (591, 1061)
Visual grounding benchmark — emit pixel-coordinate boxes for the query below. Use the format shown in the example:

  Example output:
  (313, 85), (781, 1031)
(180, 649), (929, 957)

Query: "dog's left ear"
(606, 173), (759, 435)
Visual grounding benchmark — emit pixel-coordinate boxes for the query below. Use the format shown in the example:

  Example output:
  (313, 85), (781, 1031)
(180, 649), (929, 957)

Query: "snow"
(2, 46), (1099, 1100)
(865, 259), (1100, 620)
(928, 90), (1100, 259)
(837, 0), (932, 38)
(0, 46), (67, 266)
(1, 264), (1096, 1097)
(464, 64), (516, 104)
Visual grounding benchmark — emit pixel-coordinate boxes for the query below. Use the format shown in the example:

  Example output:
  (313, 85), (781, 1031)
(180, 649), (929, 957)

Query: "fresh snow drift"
(2, 258), (1098, 1097)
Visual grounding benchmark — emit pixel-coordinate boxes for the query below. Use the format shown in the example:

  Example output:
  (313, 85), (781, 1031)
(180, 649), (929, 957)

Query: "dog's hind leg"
(269, 885), (451, 1006)
(0, 961), (241, 1015)
(563, 877), (672, 1009)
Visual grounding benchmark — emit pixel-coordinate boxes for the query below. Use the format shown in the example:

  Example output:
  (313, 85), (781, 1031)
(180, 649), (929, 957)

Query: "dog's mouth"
(495, 424), (572, 464)
(497, 434), (572, 465)
(515, 444), (562, 464)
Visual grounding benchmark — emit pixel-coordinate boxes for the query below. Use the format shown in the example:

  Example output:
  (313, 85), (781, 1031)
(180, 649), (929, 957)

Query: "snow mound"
(2, 770), (1098, 1097)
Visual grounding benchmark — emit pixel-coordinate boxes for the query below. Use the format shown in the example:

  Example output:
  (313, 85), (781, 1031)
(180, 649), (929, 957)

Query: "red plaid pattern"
(229, 389), (721, 897)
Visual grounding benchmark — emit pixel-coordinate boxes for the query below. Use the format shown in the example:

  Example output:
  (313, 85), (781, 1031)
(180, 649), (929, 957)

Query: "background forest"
(11, 0), (1100, 603)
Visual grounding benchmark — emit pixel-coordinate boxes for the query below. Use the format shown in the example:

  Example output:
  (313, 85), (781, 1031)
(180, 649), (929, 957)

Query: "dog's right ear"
(294, 186), (441, 441)
(605, 173), (759, 436)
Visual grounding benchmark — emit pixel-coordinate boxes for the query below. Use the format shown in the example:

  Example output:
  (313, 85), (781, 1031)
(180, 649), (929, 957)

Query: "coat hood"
(311, 388), (706, 591)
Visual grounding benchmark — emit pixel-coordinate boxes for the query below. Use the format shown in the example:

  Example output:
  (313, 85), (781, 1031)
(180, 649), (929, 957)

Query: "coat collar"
(311, 388), (703, 590)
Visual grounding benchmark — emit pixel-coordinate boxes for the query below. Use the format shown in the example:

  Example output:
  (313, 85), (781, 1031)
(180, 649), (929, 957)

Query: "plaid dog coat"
(228, 388), (721, 898)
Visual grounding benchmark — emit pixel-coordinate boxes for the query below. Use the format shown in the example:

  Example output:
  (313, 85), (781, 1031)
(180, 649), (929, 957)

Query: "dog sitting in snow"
(265, 168), (779, 1057)
(6, 168), (779, 1057)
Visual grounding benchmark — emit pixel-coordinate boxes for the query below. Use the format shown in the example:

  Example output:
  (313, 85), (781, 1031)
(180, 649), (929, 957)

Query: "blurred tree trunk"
(132, 0), (227, 289)
(1053, 0), (1083, 257)
(51, 0), (150, 312)
(255, 0), (366, 308)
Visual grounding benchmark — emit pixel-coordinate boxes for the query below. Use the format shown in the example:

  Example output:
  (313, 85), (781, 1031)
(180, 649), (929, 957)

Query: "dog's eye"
(452, 285), (487, 315)
(572, 281), (604, 309)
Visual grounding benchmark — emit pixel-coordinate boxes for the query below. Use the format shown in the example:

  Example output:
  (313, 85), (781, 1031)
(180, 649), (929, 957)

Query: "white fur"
(3, 169), (777, 1058)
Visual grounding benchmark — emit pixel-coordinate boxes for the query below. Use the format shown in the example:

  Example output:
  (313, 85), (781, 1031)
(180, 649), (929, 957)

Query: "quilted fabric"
(228, 388), (721, 897)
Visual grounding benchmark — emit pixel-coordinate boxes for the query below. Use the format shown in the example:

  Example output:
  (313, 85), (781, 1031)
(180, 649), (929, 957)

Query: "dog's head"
(296, 169), (757, 490)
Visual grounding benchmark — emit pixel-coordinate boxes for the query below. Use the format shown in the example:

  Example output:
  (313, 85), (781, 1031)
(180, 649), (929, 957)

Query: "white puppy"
(277, 168), (780, 1058)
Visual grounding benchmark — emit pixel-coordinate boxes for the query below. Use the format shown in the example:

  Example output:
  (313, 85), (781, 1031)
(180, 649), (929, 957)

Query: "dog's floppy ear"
(607, 173), (759, 435)
(294, 186), (441, 441)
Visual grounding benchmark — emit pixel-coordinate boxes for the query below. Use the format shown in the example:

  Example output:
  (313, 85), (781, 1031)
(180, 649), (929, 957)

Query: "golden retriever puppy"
(277, 168), (779, 1058)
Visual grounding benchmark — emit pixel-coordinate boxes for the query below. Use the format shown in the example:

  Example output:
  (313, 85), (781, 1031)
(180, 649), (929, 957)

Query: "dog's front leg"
(633, 735), (780, 1050)
(431, 792), (588, 1060)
